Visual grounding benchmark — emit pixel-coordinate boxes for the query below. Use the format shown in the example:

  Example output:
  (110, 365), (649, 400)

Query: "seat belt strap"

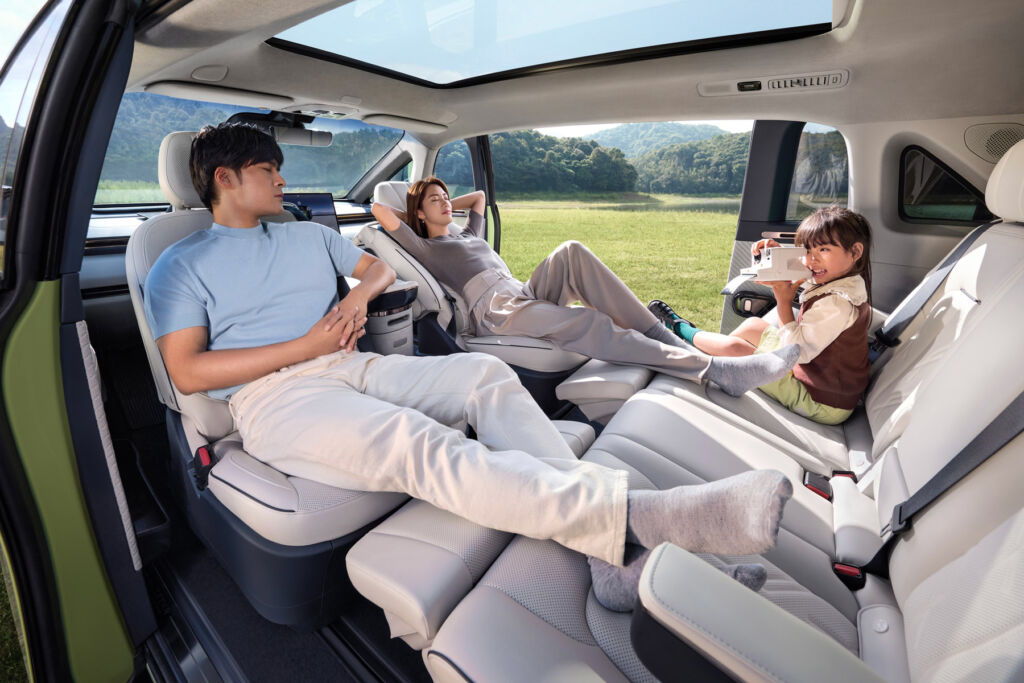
(869, 220), (998, 362)
(869, 389), (1024, 576)
(885, 389), (1024, 537)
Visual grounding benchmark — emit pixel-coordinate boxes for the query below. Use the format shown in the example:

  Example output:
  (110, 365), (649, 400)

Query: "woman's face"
(417, 184), (452, 226)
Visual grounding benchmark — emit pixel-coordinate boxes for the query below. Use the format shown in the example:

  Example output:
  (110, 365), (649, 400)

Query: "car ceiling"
(129, 0), (1024, 147)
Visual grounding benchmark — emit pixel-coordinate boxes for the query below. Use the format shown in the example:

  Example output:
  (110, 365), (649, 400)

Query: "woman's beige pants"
(467, 240), (711, 382)
(230, 350), (628, 564)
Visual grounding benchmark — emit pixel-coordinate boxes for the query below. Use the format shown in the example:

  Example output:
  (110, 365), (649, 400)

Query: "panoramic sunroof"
(273, 0), (833, 86)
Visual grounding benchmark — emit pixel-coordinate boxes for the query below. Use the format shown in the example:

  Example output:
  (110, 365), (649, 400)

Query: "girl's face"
(802, 241), (863, 284)
(416, 184), (452, 226)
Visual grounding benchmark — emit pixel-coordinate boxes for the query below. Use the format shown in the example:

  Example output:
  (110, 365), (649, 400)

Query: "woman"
(371, 177), (799, 397)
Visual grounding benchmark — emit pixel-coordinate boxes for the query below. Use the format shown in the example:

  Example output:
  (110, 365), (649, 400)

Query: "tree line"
(438, 127), (846, 198)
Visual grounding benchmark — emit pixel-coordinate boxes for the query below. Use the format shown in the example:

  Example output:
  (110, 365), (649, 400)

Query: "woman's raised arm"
(371, 202), (406, 232)
(451, 189), (486, 216)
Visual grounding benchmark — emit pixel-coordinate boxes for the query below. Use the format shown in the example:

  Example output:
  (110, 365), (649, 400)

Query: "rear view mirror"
(226, 110), (332, 146)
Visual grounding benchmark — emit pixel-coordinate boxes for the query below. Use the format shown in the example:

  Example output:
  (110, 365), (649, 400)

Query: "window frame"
(898, 144), (992, 227)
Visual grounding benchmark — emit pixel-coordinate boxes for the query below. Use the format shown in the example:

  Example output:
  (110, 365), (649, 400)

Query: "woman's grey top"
(388, 211), (513, 295)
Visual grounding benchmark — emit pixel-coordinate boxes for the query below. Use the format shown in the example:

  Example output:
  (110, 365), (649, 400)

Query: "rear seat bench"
(351, 140), (1024, 681)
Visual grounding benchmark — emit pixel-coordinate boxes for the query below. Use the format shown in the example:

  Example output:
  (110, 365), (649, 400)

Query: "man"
(145, 123), (792, 607)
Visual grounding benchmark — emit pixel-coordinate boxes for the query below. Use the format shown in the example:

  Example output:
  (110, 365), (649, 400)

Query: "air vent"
(767, 72), (846, 90)
(698, 70), (849, 97)
(964, 123), (1024, 164)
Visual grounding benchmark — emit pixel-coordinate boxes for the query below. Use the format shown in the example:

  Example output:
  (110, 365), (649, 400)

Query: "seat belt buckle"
(193, 445), (215, 490)
(803, 471), (832, 501)
(890, 502), (912, 536)
(832, 562), (867, 591)
(868, 331), (899, 362)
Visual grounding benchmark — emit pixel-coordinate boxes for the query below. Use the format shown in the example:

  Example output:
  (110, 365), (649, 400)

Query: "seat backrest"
(360, 181), (470, 335)
(126, 131), (293, 445)
(872, 140), (1024, 680)
(865, 139), (1024, 463)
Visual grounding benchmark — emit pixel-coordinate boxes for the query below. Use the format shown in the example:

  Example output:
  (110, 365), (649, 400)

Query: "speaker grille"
(964, 123), (1024, 163)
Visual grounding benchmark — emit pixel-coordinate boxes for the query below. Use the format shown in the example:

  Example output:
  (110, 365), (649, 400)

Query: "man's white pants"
(229, 350), (628, 564)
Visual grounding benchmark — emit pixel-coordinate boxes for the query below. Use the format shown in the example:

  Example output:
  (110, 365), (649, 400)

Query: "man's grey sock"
(721, 562), (768, 591)
(588, 544), (650, 612)
(644, 321), (690, 349)
(705, 344), (800, 397)
(588, 547), (768, 612)
(625, 470), (793, 555)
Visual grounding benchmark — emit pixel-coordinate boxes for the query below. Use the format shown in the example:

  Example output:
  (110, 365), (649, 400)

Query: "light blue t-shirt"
(144, 220), (365, 399)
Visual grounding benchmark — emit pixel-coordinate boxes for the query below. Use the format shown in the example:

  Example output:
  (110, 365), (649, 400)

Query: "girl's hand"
(751, 238), (781, 257)
(758, 278), (807, 305)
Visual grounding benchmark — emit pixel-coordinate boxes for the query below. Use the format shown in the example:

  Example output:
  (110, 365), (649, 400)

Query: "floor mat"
(171, 545), (360, 682)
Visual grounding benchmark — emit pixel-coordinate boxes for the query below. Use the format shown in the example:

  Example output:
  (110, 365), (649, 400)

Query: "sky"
(0, 0), (45, 65)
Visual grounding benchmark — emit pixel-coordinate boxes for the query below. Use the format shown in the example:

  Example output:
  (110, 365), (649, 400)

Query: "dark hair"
(795, 206), (873, 302)
(189, 122), (284, 210)
(405, 176), (450, 238)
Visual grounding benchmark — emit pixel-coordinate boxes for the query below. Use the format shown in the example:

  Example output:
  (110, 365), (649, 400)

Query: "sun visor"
(144, 81), (292, 109)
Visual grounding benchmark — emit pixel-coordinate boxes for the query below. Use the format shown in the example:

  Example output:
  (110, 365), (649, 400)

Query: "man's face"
(222, 161), (285, 216)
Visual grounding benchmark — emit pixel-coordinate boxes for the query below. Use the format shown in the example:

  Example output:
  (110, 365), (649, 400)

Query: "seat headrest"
(374, 180), (411, 212)
(986, 139), (1024, 222)
(159, 131), (203, 210)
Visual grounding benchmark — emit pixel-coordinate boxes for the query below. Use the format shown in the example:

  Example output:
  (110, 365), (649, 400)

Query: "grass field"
(497, 194), (740, 330)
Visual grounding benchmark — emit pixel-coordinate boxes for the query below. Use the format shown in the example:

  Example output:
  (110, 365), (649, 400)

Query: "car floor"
(96, 337), (431, 682)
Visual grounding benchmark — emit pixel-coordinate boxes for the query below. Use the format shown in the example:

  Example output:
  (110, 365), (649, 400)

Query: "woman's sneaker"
(648, 299), (694, 328)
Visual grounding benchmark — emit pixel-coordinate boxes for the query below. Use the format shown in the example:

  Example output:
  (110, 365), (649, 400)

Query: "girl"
(652, 206), (872, 424)
(370, 177), (800, 398)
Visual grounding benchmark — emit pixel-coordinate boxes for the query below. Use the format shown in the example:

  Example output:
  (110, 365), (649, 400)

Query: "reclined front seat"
(126, 131), (408, 629)
(356, 181), (590, 411)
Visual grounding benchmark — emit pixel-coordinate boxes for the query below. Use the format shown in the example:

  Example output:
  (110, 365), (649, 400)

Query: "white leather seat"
(358, 180), (588, 373)
(371, 141), (1024, 681)
(125, 131), (408, 547)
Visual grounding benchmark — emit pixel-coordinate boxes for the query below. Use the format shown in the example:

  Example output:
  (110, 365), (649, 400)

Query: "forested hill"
(631, 129), (847, 196)
(436, 129), (638, 194)
(590, 122), (728, 158)
(632, 132), (752, 195)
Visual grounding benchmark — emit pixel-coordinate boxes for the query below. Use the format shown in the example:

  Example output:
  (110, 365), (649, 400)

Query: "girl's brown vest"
(791, 294), (871, 410)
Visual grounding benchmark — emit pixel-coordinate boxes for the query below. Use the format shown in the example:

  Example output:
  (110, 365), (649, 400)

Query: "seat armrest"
(635, 543), (883, 683)
(832, 476), (884, 567)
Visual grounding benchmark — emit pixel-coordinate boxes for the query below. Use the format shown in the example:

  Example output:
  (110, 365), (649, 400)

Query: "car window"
(436, 140), (474, 197)
(900, 146), (992, 224)
(91, 91), (406, 237)
(0, 0), (73, 285)
(389, 161), (411, 183)
(487, 121), (751, 330)
(785, 124), (848, 221)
